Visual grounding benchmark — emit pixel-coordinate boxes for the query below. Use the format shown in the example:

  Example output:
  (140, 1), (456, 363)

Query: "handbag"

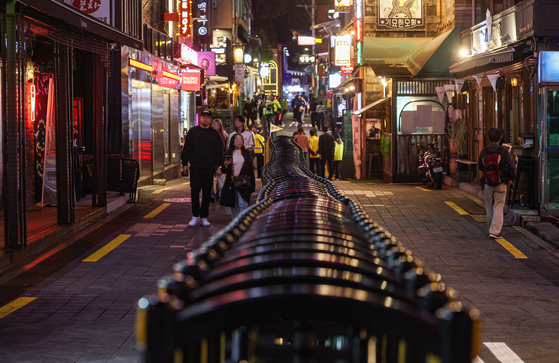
(233, 174), (251, 189)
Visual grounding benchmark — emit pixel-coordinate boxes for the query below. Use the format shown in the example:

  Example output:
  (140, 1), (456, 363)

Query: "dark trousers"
(258, 106), (264, 120)
(333, 160), (341, 179)
(189, 167), (215, 218)
(316, 112), (324, 129)
(309, 157), (320, 175)
(320, 153), (334, 180)
(255, 153), (264, 178)
(310, 111), (318, 128)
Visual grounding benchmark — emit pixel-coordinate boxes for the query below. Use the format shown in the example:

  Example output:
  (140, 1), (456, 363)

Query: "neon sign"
(129, 59), (153, 72)
(30, 85), (36, 122)
(178, 0), (192, 37)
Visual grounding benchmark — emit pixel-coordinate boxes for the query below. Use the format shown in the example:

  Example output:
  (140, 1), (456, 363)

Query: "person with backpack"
(477, 127), (516, 239)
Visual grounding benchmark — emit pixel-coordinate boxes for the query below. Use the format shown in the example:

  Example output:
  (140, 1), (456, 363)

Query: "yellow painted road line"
(416, 187), (431, 192)
(0, 297), (37, 319)
(152, 188), (169, 194)
(83, 234), (131, 262)
(143, 203), (171, 219)
(445, 201), (470, 215)
(182, 182), (190, 185)
(495, 237), (528, 259)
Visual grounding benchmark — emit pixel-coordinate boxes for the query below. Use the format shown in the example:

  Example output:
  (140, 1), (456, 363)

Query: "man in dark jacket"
(243, 98), (253, 126)
(477, 127), (515, 239)
(181, 109), (224, 227)
(318, 126), (335, 180)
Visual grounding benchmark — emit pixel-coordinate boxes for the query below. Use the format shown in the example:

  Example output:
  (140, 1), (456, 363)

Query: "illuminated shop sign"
(378, 0), (424, 30)
(341, 60), (354, 76)
(357, 41), (363, 65)
(62, 0), (112, 25)
(299, 55), (316, 64)
(129, 59), (153, 72)
(334, 35), (351, 66)
(329, 73), (342, 88)
(298, 36), (316, 46)
(470, 10), (517, 55)
(163, 71), (181, 81)
(178, 0), (192, 37)
(30, 85), (36, 122)
(355, 18), (363, 42)
(181, 69), (202, 92)
(192, 0), (211, 44)
(210, 36), (228, 65)
(335, 0), (350, 13)
(180, 43), (198, 64)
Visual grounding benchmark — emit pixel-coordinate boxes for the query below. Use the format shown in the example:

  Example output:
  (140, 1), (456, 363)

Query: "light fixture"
(460, 49), (468, 57)
(511, 76), (518, 87)
(244, 53), (252, 64)
(233, 46), (244, 64)
(345, 88), (349, 92)
(350, 85), (355, 90)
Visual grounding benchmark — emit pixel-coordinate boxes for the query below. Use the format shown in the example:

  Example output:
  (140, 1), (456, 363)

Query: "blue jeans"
(231, 190), (249, 220)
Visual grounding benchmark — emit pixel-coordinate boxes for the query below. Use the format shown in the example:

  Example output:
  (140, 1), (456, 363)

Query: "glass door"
(543, 87), (559, 209)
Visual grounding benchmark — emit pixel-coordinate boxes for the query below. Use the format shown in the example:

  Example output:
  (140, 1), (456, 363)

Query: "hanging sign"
(192, 0), (212, 44)
(180, 44), (198, 65)
(235, 64), (245, 83)
(335, 0), (350, 13)
(444, 84), (454, 102)
(63, 0), (112, 25)
(435, 86), (445, 103)
(298, 36), (316, 46)
(378, 0), (424, 30)
(354, 18), (363, 42)
(355, 0), (363, 19)
(181, 69), (202, 91)
(197, 51), (216, 76)
(178, 0), (192, 38)
(334, 35), (351, 66)
(455, 79), (465, 94)
(474, 75), (484, 87)
(341, 60), (354, 76)
(487, 74), (500, 91)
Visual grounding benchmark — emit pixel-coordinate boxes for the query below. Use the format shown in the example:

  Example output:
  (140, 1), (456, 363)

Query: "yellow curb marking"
(0, 297), (37, 319)
(416, 187), (431, 192)
(445, 201), (470, 215)
(83, 234), (131, 262)
(143, 203), (171, 219)
(182, 182), (190, 185)
(495, 237), (528, 259)
(151, 188), (169, 195)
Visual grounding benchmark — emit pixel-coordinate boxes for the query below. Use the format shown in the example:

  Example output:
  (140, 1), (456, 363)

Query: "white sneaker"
(201, 218), (211, 227)
(188, 216), (200, 227)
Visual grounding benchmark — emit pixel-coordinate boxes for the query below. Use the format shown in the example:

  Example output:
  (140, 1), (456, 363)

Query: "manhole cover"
(163, 198), (192, 203)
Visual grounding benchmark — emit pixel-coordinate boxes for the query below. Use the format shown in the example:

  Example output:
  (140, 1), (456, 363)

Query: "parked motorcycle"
(418, 142), (443, 189)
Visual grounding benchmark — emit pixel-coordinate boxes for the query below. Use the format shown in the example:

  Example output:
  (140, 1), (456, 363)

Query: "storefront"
(122, 46), (182, 185)
(356, 28), (460, 182)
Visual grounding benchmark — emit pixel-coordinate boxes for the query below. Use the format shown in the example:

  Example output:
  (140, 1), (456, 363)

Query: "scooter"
(418, 142), (443, 189)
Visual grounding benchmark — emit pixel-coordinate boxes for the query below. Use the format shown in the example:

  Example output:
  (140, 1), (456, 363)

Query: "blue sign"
(539, 52), (559, 83)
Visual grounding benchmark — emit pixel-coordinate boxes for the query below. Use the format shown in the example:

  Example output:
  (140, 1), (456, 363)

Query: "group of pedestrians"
(293, 125), (344, 181)
(291, 94), (325, 128)
(181, 110), (264, 227)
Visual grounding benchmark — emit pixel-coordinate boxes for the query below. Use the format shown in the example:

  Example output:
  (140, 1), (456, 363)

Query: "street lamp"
(233, 46), (244, 64)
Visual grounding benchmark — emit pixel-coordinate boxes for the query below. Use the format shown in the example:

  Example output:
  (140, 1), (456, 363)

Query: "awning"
(353, 97), (390, 115)
(206, 83), (230, 89)
(208, 75), (229, 82)
(363, 28), (460, 78)
(448, 49), (515, 74)
(21, 0), (142, 49)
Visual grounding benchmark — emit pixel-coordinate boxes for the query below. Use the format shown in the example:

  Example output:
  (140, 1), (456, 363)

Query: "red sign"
(181, 69), (201, 92)
(178, 0), (192, 38)
(72, 0), (101, 14)
(341, 60), (355, 76)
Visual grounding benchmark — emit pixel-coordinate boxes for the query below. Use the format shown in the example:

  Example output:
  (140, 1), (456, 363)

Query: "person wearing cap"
(226, 115), (255, 151)
(181, 109), (224, 227)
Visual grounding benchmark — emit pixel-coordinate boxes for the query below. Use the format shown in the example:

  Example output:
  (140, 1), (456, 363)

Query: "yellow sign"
(270, 124), (283, 133)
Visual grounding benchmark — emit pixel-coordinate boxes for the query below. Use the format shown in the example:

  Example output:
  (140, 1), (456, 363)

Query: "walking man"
(181, 109), (224, 227)
(316, 101), (325, 130)
(477, 127), (515, 239)
(318, 126), (335, 180)
(254, 127), (266, 178)
(309, 96), (318, 128)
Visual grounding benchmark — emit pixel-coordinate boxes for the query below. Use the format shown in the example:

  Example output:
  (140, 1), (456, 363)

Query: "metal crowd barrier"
(136, 135), (482, 363)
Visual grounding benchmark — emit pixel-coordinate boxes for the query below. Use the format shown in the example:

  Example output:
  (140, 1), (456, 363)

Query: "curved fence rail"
(136, 135), (481, 363)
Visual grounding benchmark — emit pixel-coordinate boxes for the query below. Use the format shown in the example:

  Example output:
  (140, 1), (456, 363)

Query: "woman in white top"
(218, 134), (256, 220)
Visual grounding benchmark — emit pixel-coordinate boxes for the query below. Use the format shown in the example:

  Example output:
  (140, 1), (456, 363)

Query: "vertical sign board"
(63, 0), (113, 24)
(197, 51), (216, 76)
(378, 0), (425, 30)
(192, 0), (212, 45)
(235, 64), (245, 83)
(178, 0), (192, 38)
(334, 35), (352, 66)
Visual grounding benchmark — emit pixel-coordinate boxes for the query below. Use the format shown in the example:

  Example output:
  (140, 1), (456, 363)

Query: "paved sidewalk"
(0, 177), (255, 363)
(334, 181), (559, 363)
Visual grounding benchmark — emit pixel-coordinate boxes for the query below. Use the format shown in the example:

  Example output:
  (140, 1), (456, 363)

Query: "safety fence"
(136, 135), (481, 363)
